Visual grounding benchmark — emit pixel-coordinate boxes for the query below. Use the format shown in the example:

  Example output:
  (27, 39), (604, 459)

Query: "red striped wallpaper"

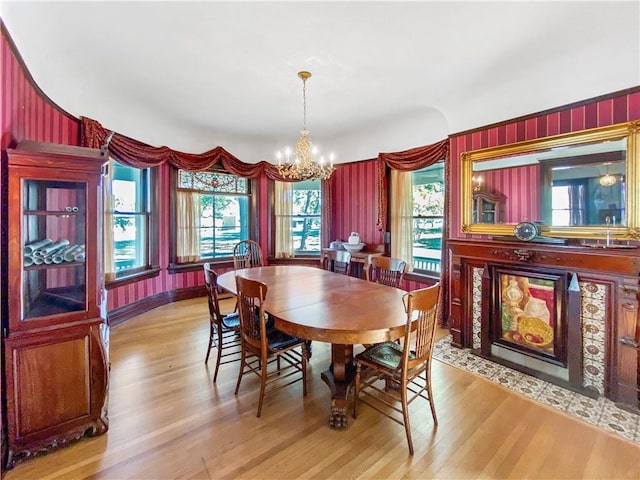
(331, 159), (384, 248)
(449, 91), (640, 239)
(482, 164), (540, 223)
(0, 28), (79, 148)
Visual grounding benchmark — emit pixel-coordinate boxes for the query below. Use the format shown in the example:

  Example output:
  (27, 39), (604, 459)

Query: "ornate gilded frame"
(460, 121), (640, 239)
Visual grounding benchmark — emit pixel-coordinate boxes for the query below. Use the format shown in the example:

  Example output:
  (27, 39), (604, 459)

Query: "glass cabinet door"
(22, 179), (87, 320)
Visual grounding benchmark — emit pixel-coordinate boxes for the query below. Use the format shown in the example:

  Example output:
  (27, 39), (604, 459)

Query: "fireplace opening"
(477, 265), (591, 396)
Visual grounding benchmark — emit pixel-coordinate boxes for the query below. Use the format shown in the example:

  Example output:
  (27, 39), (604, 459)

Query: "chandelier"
(599, 163), (617, 187)
(276, 71), (335, 181)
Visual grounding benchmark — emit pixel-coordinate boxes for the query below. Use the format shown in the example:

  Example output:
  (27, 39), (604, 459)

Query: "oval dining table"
(217, 265), (408, 428)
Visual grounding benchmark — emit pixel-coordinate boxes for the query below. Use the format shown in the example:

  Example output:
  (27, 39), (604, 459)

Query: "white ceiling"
(1, 1), (638, 164)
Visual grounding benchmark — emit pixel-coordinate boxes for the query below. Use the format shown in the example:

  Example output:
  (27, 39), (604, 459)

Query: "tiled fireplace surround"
(470, 267), (607, 396)
(447, 239), (640, 411)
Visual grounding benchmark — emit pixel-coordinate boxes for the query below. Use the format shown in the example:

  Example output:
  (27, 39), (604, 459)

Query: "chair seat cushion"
(357, 341), (414, 370)
(268, 329), (303, 350)
(222, 312), (240, 328)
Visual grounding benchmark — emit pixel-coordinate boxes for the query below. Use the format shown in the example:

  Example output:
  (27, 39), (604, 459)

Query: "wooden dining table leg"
(321, 343), (355, 428)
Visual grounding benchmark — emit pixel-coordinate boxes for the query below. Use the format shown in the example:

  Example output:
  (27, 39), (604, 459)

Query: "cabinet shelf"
(27, 287), (86, 317)
(24, 262), (84, 271)
(24, 210), (83, 216)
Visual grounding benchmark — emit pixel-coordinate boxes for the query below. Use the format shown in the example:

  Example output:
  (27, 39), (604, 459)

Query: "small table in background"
(320, 248), (383, 280)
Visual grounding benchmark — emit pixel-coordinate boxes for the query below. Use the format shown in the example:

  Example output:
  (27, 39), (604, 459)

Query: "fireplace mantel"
(447, 238), (640, 409)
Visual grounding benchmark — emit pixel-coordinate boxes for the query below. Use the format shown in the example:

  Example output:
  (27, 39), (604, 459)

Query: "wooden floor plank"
(4, 296), (639, 480)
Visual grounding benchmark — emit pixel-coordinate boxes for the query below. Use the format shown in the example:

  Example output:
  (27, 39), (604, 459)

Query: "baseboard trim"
(107, 285), (206, 327)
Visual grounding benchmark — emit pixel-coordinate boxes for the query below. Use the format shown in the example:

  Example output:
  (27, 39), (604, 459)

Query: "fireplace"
(447, 239), (640, 411)
(477, 264), (593, 396)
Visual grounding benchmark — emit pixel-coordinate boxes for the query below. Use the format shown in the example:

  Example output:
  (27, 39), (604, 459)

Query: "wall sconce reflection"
(472, 175), (483, 192)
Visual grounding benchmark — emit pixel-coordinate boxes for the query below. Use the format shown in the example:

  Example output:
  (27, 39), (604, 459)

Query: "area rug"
(432, 336), (640, 445)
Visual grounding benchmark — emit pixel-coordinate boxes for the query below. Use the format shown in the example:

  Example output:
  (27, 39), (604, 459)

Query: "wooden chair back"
(369, 256), (407, 288)
(322, 249), (351, 276)
(203, 263), (241, 382)
(234, 274), (307, 417)
(233, 240), (264, 270)
(203, 263), (223, 326)
(402, 282), (440, 372)
(235, 275), (269, 356)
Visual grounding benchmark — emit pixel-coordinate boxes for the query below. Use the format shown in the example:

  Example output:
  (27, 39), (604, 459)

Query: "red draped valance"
(80, 116), (297, 181)
(376, 138), (449, 231)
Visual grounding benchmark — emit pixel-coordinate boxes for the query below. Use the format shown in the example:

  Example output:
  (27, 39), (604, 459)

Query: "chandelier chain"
(302, 76), (307, 132)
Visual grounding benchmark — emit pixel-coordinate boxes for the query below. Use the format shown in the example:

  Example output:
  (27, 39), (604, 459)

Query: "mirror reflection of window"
(551, 183), (586, 226)
(548, 159), (625, 226)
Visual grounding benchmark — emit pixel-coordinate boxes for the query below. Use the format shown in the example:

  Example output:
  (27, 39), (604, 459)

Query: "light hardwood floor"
(5, 296), (639, 480)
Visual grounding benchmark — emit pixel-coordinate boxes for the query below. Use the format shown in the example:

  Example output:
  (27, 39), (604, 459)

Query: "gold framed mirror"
(461, 121), (640, 239)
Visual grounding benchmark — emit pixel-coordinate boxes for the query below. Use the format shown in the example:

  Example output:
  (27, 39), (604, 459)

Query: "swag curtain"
(81, 116), (312, 182)
(376, 138), (449, 232)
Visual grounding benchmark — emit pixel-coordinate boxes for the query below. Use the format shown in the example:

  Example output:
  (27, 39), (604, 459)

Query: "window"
(176, 169), (250, 262)
(551, 180), (587, 226)
(411, 164), (444, 273)
(274, 180), (322, 257)
(391, 162), (444, 275)
(109, 162), (152, 277)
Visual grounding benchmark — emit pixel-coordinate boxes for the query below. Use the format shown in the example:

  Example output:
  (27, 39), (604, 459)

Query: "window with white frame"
(274, 180), (321, 257)
(176, 169), (250, 262)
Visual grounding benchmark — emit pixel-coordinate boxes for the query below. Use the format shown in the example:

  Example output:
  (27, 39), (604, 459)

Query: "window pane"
(113, 213), (147, 271)
(199, 194), (249, 258)
(292, 216), (320, 252)
(113, 163), (142, 211)
(412, 164), (444, 273)
(111, 163), (149, 274)
(292, 180), (321, 254)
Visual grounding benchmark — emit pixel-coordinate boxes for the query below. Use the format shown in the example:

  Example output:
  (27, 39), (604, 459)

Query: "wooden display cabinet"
(3, 142), (109, 469)
(472, 190), (505, 223)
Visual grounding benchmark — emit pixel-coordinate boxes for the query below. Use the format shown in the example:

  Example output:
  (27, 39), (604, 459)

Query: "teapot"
(348, 232), (361, 244)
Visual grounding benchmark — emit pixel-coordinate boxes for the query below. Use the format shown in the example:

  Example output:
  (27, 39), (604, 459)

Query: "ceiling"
(1, 1), (638, 164)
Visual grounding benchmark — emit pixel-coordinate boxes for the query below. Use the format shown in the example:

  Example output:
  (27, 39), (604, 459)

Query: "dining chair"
(353, 282), (440, 455)
(234, 275), (308, 417)
(203, 263), (241, 383)
(233, 240), (264, 270)
(368, 256), (407, 288)
(321, 249), (351, 276)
